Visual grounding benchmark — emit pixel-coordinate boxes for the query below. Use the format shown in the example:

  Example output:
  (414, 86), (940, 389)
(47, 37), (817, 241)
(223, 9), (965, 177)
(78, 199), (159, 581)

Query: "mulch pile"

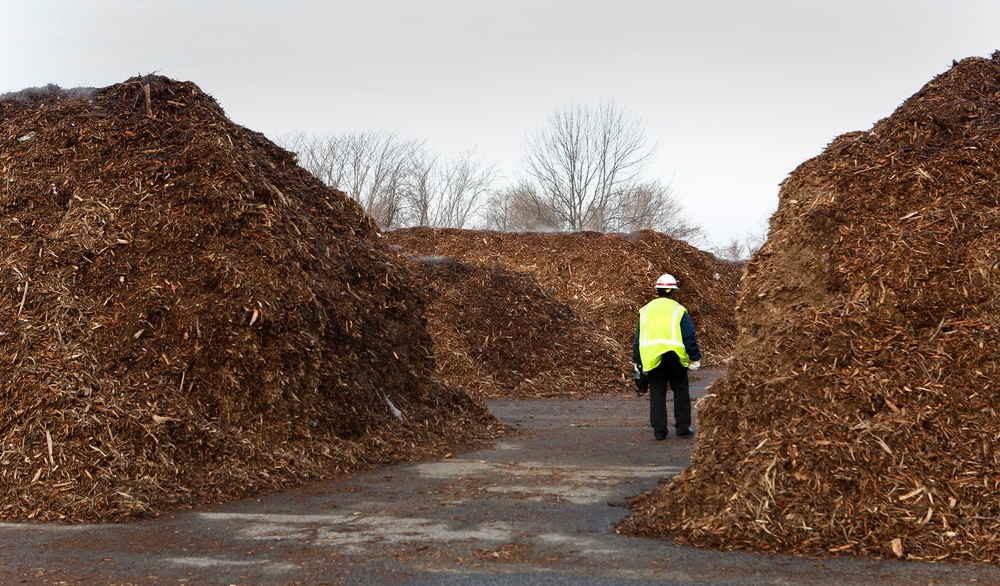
(618, 51), (1000, 563)
(0, 76), (497, 522)
(404, 255), (628, 398)
(385, 228), (741, 395)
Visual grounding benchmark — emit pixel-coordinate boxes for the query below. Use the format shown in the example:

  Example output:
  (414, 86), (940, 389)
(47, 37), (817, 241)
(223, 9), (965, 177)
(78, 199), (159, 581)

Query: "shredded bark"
(404, 255), (629, 398)
(386, 228), (742, 385)
(0, 76), (498, 523)
(617, 51), (1000, 563)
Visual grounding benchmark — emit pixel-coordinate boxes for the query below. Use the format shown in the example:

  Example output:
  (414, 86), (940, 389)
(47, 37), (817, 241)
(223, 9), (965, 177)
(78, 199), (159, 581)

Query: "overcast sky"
(3, 1), (997, 249)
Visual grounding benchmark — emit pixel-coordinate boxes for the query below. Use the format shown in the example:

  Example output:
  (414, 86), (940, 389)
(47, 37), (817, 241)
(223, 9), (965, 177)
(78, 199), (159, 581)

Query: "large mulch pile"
(617, 51), (1000, 563)
(405, 255), (628, 398)
(0, 77), (497, 522)
(385, 228), (741, 369)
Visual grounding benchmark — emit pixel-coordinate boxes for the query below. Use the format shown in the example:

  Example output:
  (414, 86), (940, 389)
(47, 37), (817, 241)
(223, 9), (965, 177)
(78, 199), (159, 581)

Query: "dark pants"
(646, 352), (691, 435)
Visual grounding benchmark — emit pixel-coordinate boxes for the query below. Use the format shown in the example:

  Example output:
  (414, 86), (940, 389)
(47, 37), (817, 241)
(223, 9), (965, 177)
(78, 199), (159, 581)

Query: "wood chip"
(615, 51), (1000, 564)
(0, 75), (501, 523)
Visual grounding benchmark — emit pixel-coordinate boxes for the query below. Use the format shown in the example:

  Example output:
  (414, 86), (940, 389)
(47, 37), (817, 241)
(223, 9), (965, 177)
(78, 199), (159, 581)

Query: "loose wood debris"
(0, 76), (497, 523)
(385, 228), (741, 373)
(617, 51), (1000, 563)
(405, 256), (629, 398)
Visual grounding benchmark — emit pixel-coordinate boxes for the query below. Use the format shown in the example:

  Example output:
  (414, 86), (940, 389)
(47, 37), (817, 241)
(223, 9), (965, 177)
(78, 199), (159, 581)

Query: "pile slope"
(406, 256), (628, 398)
(619, 52), (1000, 562)
(386, 228), (741, 365)
(0, 77), (495, 522)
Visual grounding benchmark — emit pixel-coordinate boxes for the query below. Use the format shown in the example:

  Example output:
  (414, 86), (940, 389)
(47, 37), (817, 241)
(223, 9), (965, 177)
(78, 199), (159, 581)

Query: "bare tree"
(712, 239), (747, 262)
(743, 210), (773, 256)
(403, 150), (498, 229)
(521, 102), (655, 232)
(278, 109), (705, 241)
(604, 180), (704, 242)
(278, 131), (422, 228)
(485, 182), (561, 232)
(710, 208), (773, 261)
(710, 219), (774, 261)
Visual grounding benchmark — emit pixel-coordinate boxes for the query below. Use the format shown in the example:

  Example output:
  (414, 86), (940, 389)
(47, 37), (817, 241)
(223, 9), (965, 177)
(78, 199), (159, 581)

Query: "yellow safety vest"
(638, 297), (690, 371)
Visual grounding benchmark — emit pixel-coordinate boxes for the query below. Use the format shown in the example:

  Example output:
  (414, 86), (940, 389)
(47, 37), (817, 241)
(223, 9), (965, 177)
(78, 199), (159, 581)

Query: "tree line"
(277, 102), (763, 260)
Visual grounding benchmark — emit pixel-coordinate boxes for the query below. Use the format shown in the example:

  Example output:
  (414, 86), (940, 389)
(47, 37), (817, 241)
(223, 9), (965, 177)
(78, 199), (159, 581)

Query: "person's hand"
(688, 360), (701, 371)
(634, 370), (649, 395)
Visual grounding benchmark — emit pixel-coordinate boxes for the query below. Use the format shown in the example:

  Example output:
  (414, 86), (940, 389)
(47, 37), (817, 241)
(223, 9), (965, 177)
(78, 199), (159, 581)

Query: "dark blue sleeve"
(680, 312), (702, 361)
(632, 320), (641, 367)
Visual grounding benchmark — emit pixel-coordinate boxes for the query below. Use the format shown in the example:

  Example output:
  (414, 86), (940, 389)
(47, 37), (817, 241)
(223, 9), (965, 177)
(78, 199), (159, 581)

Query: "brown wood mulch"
(385, 228), (742, 377)
(617, 51), (1000, 563)
(404, 255), (631, 398)
(0, 76), (498, 523)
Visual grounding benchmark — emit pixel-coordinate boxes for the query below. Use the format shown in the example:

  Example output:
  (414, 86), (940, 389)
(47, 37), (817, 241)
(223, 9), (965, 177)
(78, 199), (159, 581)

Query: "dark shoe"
(654, 432), (668, 441)
(676, 428), (695, 438)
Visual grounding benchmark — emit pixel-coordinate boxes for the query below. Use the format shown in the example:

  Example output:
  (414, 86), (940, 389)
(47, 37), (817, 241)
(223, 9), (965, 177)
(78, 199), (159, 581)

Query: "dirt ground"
(2, 369), (1000, 585)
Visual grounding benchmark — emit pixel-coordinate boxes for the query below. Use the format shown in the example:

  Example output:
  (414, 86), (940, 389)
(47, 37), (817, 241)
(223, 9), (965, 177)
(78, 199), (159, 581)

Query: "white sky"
(2, 0), (997, 249)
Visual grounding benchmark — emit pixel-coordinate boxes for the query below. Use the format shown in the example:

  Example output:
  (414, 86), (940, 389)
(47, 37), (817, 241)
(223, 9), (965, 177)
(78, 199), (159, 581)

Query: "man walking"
(633, 273), (702, 440)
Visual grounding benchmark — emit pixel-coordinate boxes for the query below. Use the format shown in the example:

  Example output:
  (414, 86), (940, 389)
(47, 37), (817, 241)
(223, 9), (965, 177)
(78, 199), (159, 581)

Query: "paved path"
(3, 369), (999, 584)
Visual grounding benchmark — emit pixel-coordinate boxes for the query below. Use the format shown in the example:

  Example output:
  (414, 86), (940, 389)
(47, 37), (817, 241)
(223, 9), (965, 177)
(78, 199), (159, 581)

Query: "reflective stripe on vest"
(638, 297), (689, 371)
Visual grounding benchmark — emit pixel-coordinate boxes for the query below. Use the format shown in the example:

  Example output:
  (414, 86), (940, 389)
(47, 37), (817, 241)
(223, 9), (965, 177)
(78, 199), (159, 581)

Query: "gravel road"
(2, 369), (999, 585)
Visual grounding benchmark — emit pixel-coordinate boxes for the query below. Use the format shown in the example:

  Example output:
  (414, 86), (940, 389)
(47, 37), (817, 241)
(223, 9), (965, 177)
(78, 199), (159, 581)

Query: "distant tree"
(278, 131), (422, 228)
(279, 108), (706, 242)
(484, 182), (561, 232)
(403, 150), (498, 229)
(743, 210), (772, 256)
(605, 180), (704, 241)
(712, 239), (746, 262)
(521, 102), (655, 231)
(710, 211), (773, 261)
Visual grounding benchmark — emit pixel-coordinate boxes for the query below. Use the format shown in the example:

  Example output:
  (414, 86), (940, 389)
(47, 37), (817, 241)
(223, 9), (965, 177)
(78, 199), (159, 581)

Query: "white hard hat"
(654, 273), (679, 290)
